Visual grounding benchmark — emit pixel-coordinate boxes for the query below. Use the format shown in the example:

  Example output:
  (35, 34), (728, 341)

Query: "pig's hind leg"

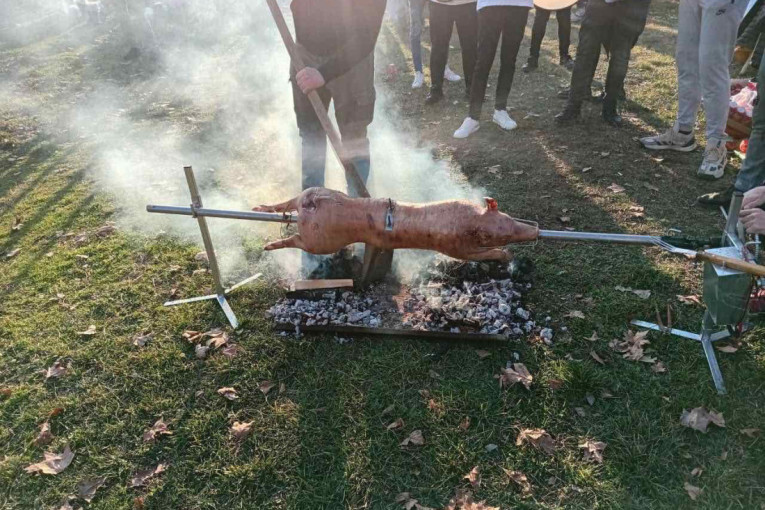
(252, 195), (300, 213)
(264, 234), (307, 251)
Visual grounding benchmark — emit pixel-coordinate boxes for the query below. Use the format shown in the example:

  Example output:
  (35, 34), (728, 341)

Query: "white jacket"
(477, 0), (533, 9)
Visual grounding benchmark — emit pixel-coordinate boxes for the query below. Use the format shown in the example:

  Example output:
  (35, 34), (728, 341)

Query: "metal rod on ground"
(274, 323), (509, 343)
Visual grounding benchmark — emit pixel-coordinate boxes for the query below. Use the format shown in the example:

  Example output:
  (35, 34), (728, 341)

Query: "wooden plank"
(290, 279), (354, 292)
(274, 323), (508, 343)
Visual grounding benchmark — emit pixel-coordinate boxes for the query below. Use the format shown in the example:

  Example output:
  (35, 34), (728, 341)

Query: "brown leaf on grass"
(204, 329), (229, 349)
(231, 421), (254, 442)
(381, 404), (395, 416)
(143, 418), (172, 442)
(684, 482), (702, 501)
(54, 498), (75, 510)
(45, 361), (68, 379)
(716, 344), (738, 353)
(586, 331), (599, 342)
(505, 469), (532, 497)
(475, 349), (491, 359)
(182, 330), (203, 343)
(132, 333), (153, 348)
(77, 476), (106, 503)
(459, 417), (471, 431)
(130, 463), (166, 487)
(217, 387), (238, 400)
(12, 216), (23, 232)
(194, 344), (209, 359)
(586, 394), (595, 406)
(589, 351), (606, 365)
(609, 330), (651, 362)
(95, 223), (116, 238)
(34, 422), (53, 446)
(258, 380), (275, 395)
(574, 407), (586, 417)
(400, 430), (424, 446)
(387, 418), (405, 430)
(547, 379), (564, 390)
(651, 361), (667, 373)
(680, 407), (725, 433)
(463, 466), (481, 489)
(395, 492), (419, 510)
(677, 294), (702, 306)
(690, 467), (703, 477)
(48, 407), (64, 418)
(497, 363), (533, 390)
(278, 382), (286, 394)
(607, 183), (625, 193)
(614, 286), (651, 299)
(194, 251), (209, 263)
(418, 389), (430, 398)
(219, 343), (239, 358)
(77, 325), (97, 336)
(516, 429), (555, 455)
(558, 216), (571, 224)
(740, 428), (761, 438)
(25, 446), (74, 475)
(443, 489), (499, 510)
(644, 183), (660, 192)
(0, 388), (11, 398)
(565, 310), (585, 319)
(6, 248), (20, 259)
(579, 440), (606, 463)
(133, 496), (145, 509)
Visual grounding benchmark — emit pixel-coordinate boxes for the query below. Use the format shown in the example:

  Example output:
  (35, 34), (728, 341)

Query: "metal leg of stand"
(700, 311), (727, 395)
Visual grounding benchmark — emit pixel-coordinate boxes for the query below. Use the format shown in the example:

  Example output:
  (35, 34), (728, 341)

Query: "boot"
(425, 88), (444, 105)
(697, 185), (734, 207)
(522, 56), (538, 73)
(555, 102), (581, 125)
(602, 97), (622, 127)
(559, 54), (574, 70)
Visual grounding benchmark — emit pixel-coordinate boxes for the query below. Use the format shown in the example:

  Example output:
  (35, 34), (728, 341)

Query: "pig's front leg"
(252, 196), (300, 213)
(264, 234), (307, 251)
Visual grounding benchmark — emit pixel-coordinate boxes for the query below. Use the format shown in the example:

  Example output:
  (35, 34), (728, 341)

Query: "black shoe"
(425, 89), (444, 105)
(522, 57), (538, 73)
(555, 103), (581, 125)
(697, 185), (734, 207)
(560, 54), (574, 70)
(557, 88), (570, 100)
(602, 100), (622, 127)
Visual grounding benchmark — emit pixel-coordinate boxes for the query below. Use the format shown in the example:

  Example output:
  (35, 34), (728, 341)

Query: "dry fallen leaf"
(6, 248), (20, 259)
(77, 325), (97, 336)
(45, 361), (68, 380)
(609, 330), (651, 362)
(130, 463), (166, 487)
(182, 330), (203, 343)
(143, 418), (172, 442)
(740, 428), (761, 438)
(684, 482), (702, 501)
(459, 417), (471, 432)
(217, 387), (238, 400)
(516, 428), (555, 455)
(258, 380), (275, 395)
(574, 407), (586, 417)
(221, 344), (240, 358)
(77, 476), (106, 503)
(475, 349), (491, 359)
(0, 388), (11, 399)
(505, 469), (532, 497)
(132, 333), (153, 348)
(716, 344), (738, 353)
(443, 489), (499, 510)
(579, 440), (606, 463)
(485, 443), (498, 452)
(690, 467), (703, 477)
(680, 407), (725, 433)
(381, 404), (395, 416)
(607, 183), (625, 193)
(566, 310), (585, 319)
(400, 430), (425, 447)
(677, 294), (702, 306)
(231, 421), (254, 442)
(590, 351), (606, 365)
(497, 363), (533, 390)
(195, 344), (209, 359)
(395, 492), (419, 510)
(25, 446), (74, 475)
(278, 382), (286, 394)
(463, 466), (481, 489)
(547, 379), (564, 390)
(614, 286), (651, 299)
(585, 394), (595, 406)
(387, 418), (405, 430)
(651, 361), (667, 373)
(586, 331), (598, 342)
(34, 422), (53, 447)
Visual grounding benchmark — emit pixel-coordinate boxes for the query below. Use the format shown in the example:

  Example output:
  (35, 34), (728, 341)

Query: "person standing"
(639, 0), (747, 180)
(554, 0), (650, 127)
(523, 4), (574, 72)
(289, 0), (386, 196)
(424, 0), (478, 103)
(453, 0), (531, 138)
(409, 0), (463, 88)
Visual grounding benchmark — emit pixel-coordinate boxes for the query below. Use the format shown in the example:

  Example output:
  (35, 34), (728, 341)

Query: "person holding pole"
(289, 0), (387, 196)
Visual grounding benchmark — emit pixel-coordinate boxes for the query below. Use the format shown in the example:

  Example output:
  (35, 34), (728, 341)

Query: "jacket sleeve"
(316, 0), (387, 84)
(739, 6), (765, 49)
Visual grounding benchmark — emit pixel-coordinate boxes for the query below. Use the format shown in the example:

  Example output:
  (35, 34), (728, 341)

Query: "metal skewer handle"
(146, 205), (298, 224)
(538, 230), (660, 245)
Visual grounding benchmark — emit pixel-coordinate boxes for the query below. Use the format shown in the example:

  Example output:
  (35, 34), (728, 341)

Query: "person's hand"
(743, 186), (765, 209)
(734, 45), (753, 65)
(740, 207), (765, 234)
(296, 67), (325, 94)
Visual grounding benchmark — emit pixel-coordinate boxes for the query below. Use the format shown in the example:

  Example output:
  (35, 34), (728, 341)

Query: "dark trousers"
(468, 6), (529, 120)
(736, 52), (765, 191)
(429, 2), (478, 92)
(529, 6), (572, 59)
(567, 0), (649, 106)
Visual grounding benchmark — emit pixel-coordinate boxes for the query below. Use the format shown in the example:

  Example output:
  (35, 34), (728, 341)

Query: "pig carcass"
(253, 187), (538, 262)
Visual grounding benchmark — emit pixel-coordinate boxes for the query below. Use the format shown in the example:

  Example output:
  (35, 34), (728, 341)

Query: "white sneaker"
(697, 139), (727, 180)
(444, 66), (461, 82)
(640, 125), (697, 152)
(492, 110), (517, 131)
(453, 117), (480, 139)
(411, 71), (424, 89)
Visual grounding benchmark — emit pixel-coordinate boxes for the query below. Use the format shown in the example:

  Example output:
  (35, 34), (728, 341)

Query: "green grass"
(2, 3), (765, 509)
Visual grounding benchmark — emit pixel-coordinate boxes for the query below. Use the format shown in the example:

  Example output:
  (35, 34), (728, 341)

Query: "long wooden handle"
(697, 251), (765, 277)
(264, 0), (370, 198)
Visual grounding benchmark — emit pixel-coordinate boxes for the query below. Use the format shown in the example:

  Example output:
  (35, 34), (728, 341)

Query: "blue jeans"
(410, 0), (427, 72)
(735, 53), (765, 192)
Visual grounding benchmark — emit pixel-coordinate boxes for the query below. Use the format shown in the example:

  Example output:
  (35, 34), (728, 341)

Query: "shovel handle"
(264, 0), (370, 198)
(696, 251), (765, 278)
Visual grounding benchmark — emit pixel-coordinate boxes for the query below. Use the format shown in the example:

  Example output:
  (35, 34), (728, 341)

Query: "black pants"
(567, 0), (649, 106)
(429, 2), (478, 93)
(469, 5), (529, 120)
(529, 7), (571, 59)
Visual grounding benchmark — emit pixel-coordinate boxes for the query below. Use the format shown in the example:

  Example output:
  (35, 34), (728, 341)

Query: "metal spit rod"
(537, 230), (659, 245)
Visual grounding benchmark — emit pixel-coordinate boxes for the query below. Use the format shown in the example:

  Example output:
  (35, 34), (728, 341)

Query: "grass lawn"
(1, 2), (765, 509)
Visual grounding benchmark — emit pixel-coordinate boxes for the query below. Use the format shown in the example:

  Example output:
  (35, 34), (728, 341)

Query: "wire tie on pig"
(385, 199), (395, 232)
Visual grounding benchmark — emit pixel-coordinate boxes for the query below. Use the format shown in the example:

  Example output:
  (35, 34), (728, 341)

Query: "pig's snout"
(513, 219), (539, 243)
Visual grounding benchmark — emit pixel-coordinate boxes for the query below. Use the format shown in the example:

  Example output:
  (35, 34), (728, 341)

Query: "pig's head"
(477, 197), (539, 246)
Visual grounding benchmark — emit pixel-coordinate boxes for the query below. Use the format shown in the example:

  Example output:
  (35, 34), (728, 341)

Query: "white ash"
(267, 291), (384, 328)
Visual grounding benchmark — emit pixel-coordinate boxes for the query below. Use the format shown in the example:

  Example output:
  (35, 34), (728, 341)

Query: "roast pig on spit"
(252, 187), (539, 262)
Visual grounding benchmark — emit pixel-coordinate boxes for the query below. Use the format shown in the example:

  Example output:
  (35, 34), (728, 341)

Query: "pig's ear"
(484, 197), (498, 211)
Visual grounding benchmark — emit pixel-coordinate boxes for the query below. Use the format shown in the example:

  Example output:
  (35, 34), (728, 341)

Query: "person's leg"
(292, 78), (331, 190)
(454, 2), (479, 93)
(529, 8), (551, 60)
(409, 0), (426, 73)
(494, 6), (529, 111)
(675, 0), (702, 134)
(427, 2), (452, 100)
(735, 56), (765, 191)
(468, 7), (503, 120)
(556, 7), (572, 59)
